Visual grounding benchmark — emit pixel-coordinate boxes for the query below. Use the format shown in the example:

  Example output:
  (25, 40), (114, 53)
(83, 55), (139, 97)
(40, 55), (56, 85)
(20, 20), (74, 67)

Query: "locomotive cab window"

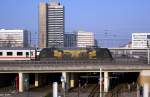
(0, 52), (2, 56)
(17, 52), (23, 56)
(7, 52), (13, 56)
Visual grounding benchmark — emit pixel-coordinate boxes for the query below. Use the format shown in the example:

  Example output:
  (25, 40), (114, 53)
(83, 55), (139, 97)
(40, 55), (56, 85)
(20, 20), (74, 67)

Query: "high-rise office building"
(64, 33), (76, 48)
(39, 1), (64, 48)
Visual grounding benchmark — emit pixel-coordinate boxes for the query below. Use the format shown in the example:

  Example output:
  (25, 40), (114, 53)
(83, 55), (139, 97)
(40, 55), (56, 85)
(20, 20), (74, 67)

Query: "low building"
(132, 33), (150, 48)
(64, 33), (76, 48)
(0, 29), (29, 47)
(75, 31), (95, 48)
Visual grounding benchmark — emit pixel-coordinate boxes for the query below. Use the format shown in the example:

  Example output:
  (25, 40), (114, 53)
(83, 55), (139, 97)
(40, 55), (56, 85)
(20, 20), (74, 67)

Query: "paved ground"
(0, 84), (141, 97)
(0, 84), (93, 97)
(0, 86), (51, 97)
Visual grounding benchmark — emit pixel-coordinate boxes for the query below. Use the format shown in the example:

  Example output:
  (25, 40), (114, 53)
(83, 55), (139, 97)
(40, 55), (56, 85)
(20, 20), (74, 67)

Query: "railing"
(0, 58), (147, 65)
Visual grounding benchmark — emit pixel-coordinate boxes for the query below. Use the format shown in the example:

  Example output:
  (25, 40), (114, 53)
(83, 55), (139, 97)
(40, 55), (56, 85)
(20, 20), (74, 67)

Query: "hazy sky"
(0, 0), (150, 47)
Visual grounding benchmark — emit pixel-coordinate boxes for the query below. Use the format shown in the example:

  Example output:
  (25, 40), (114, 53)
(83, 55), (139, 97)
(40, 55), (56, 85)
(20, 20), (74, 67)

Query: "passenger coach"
(0, 48), (36, 61)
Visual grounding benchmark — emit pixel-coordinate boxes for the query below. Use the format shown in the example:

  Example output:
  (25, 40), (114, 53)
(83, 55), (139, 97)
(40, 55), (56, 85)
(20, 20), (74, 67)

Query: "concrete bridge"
(0, 47), (150, 94)
(0, 61), (148, 73)
(0, 60), (149, 94)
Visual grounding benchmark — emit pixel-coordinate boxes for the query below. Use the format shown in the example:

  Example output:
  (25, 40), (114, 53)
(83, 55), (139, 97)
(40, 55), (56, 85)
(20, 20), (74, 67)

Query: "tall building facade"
(75, 31), (95, 48)
(0, 29), (28, 47)
(39, 1), (64, 48)
(64, 33), (76, 48)
(132, 33), (150, 48)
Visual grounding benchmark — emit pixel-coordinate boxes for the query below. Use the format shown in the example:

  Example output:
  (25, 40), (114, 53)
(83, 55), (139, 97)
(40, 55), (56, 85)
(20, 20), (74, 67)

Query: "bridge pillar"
(61, 72), (69, 90)
(144, 83), (149, 97)
(19, 72), (29, 92)
(138, 70), (150, 90)
(104, 72), (109, 92)
(35, 73), (42, 87)
(70, 73), (75, 88)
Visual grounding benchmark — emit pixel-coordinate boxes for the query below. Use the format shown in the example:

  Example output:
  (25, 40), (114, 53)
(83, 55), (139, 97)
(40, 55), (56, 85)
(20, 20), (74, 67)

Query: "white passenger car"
(0, 48), (36, 61)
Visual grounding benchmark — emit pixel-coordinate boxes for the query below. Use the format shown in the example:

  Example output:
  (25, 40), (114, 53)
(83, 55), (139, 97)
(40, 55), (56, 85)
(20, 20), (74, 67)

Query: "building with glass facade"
(75, 31), (95, 48)
(132, 33), (150, 48)
(0, 29), (28, 47)
(39, 1), (64, 48)
(64, 33), (76, 48)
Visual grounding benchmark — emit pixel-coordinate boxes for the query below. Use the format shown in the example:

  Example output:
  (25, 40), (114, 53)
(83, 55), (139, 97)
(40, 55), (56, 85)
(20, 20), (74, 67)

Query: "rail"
(88, 84), (99, 97)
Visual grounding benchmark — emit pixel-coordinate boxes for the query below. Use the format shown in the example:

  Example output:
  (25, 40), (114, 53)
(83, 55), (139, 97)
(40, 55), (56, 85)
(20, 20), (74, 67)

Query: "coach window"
(7, 52), (13, 56)
(31, 52), (33, 56)
(0, 52), (2, 56)
(26, 52), (29, 57)
(17, 52), (23, 56)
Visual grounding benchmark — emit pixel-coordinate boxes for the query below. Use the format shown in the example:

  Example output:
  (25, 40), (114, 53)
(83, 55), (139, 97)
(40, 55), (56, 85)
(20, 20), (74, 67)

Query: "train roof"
(0, 47), (36, 50)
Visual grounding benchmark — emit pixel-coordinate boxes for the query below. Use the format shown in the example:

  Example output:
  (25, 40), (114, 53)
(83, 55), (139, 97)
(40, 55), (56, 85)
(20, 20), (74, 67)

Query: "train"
(0, 47), (113, 61)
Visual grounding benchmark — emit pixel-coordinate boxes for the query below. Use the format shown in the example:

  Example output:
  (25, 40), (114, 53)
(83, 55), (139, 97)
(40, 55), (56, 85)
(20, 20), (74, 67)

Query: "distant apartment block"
(64, 33), (76, 48)
(132, 33), (150, 48)
(39, 1), (64, 48)
(0, 29), (28, 47)
(75, 31), (95, 48)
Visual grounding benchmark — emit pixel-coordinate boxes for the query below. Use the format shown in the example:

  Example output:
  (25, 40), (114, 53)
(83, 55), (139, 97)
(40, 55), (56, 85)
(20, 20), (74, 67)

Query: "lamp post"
(28, 31), (31, 59)
(61, 76), (66, 97)
(147, 40), (150, 64)
(99, 68), (102, 97)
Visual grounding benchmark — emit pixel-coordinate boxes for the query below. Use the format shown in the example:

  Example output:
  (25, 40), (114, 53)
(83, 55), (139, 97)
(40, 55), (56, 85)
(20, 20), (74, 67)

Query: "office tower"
(75, 31), (95, 48)
(39, 2), (47, 48)
(64, 33), (76, 48)
(39, 1), (64, 48)
(0, 29), (29, 47)
(132, 33), (150, 48)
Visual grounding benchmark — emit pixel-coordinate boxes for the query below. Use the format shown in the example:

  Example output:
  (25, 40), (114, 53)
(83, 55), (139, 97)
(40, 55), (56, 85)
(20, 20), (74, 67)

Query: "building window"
(147, 35), (150, 39)
(0, 52), (2, 56)
(7, 52), (13, 56)
(17, 52), (23, 56)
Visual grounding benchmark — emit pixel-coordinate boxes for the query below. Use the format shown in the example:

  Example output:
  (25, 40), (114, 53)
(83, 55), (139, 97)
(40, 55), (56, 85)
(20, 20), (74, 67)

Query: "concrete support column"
(35, 73), (39, 87)
(19, 72), (23, 92)
(19, 73), (29, 92)
(61, 72), (69, 90)
(138, 70), (150, 97)
(144, 83), (149, 97)
(70, 73), (75, 88)
(62, 72), (66, 89)
(104, 72), (109, 92)
(53, 82), (58, 97)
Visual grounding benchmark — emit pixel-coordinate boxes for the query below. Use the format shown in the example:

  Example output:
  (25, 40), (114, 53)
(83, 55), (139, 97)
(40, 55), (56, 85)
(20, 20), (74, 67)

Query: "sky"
(0, 0), (150, 47)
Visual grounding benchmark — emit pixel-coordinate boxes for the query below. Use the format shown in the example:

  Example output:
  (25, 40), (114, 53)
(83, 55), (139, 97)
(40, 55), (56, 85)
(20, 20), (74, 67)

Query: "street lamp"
(99, 68), (102, 97)
(147, 40), (150, 64)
